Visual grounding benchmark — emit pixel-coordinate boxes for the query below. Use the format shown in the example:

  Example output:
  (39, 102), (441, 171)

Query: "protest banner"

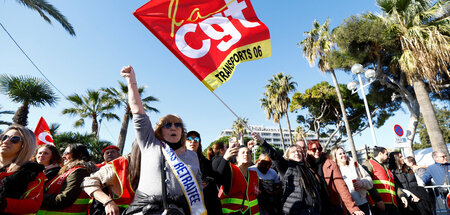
(134, 0), (271, 91)
(34, 117), (55, 145)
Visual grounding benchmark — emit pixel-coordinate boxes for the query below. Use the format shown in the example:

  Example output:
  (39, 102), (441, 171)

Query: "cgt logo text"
(174, 0), (260, 59)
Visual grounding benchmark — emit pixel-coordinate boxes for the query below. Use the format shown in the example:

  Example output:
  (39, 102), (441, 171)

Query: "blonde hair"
(329, 146), (348, 166)
(283, 145), (300, 160)
(154, 114), (186, 144)
(2, 124), (36, 172)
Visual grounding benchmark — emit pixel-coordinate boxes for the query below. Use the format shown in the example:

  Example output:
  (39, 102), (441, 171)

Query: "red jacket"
(1, 171), (46, 214)
(322, 157), (360, 214)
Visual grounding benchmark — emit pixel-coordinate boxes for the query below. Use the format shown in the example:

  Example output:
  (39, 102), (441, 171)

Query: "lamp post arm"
(357, 73), (378, 146)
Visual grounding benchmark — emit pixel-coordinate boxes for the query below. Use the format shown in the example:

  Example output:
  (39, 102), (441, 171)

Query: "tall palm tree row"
(103, 81), (159, 153)
(266, 73), (297, 145)
(261, 90), (286, 152)
(376, 0), (449, 154)
(62, 89), (119, 136)
(15, 0), (76, 35)
(0, 75), (58, 126)
(299, 19), (358, 160)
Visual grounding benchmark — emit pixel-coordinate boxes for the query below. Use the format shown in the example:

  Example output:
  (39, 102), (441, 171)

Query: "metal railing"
(423, 185), (450, 215)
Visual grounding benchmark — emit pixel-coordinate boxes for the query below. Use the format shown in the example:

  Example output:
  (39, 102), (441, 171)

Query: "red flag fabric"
(34, 117), (55, 145)
(134, 0), (271, 91)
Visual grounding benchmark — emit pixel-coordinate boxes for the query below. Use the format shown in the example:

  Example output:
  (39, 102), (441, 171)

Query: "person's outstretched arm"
(121, 65), (158, 150)
(252, 132), (288, 175)
(121, 65), (144, 114)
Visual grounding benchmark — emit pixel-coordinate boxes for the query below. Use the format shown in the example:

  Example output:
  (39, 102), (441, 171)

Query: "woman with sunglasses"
(31, 144), (63, 182)
(0, 124), (46, 214)
(186, 130), (222, 215)
(251, 132), (321, 215)
(306, 140), (364, 215)
(121, 66), (202, 215)
(39, 143), (97, 214)
(329, 146), (373, 215)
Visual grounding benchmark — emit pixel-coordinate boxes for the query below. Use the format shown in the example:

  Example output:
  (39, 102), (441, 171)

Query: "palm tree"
(15, 0), (75, 35)
(0, 106), (14, 126)
(102, 81), (159, 153)
(62, 89), (119, 136)
(261, 91), (286, 152)
(376, 0), (449, 155)
(0, 75), (58, 126)
(266, 73), (297, 145)
(299, 19), (358, 160)
(232, 118), (248, 144)
(53, 131), (111, 163)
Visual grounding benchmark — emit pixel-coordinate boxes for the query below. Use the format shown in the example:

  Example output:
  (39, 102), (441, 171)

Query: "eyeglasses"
(0, 135), (22, 144)
(187, 137), (200, 142)
(163, 122), (182, 129)
(309, 148), (322, 153)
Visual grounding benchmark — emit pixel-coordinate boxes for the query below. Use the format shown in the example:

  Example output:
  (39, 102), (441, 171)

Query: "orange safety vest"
(367, 159), (397, 207)
(37, 167), (91, 215)
(219, 164), (259, 215)
(110, 156), (135, 209)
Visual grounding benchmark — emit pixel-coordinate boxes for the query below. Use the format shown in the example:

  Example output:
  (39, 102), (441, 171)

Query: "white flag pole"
(210, 91), (253, 134)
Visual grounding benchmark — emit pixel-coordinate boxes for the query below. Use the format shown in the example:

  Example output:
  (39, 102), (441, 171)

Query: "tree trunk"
(403, 112), (419, 157)
(277, 122), (286, 153)
(13, 103), (29, 126)
(285, 112), (293, 145)
(117, 108), (130, 154)
(329, 70), (358, 160)
(413, 80), (448, 156)
(92, 114), (98, 137)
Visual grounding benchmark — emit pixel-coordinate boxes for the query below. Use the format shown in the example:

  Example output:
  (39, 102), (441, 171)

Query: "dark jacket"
(391, 168), (434, 215)
(41, 160), (95, 209)
(261, 141), (321, 215)
(198, 154), (222, 215)
(44, 166), (61, 183)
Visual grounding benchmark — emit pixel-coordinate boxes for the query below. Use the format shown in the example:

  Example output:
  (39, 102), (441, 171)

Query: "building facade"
(218, 125), (335, 150)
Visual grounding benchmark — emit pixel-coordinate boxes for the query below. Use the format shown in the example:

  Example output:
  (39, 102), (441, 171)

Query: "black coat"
(261, 142), (321, 215)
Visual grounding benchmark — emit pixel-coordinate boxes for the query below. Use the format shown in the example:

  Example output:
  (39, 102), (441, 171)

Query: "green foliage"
(290, 81), (401, 138)
(15, 0), (76, 35)
(62, 89), (119, 135)
(291, 81), (363, 133)
(0, 75), (58, 126)
(414, 105), (450, 149)
(331, 14), (399, 69)
(53, 131), (112, 163)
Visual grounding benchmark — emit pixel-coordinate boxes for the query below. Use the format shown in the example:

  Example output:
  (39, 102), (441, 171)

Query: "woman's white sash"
(161, 142), (207, 215)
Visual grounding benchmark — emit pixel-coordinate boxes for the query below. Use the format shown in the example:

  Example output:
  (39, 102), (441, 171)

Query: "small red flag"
(34, 117), (55, 145)
(134, 0), (271, 91)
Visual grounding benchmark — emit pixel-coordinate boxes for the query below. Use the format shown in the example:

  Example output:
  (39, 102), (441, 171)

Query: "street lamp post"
(347, 64), (378, 146)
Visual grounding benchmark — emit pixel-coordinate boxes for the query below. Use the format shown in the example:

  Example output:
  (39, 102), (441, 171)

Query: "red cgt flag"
(34, 117), (55, 145)
(134, 0), (271, 91)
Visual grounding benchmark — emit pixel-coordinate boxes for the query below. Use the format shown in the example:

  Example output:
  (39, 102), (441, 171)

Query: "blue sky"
(0, 0), (412, 154)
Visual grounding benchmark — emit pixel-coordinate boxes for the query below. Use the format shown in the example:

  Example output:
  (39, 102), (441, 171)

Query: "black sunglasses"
(310, 148), (322, 153)
(164, 122), (182, 129)
(1, 135), (23, 144)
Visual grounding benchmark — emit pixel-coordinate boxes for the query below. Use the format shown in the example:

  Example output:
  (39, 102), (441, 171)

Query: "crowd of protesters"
(0, 65), (448, 215)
